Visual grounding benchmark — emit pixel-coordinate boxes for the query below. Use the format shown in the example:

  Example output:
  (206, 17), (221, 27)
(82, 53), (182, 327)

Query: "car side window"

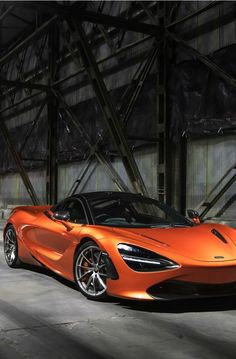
(63, 199), (87, 224)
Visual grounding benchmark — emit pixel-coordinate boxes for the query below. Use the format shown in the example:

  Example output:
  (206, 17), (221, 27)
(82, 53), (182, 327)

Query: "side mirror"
(53, 211), (70, 221)
(187, 209), (200, 224)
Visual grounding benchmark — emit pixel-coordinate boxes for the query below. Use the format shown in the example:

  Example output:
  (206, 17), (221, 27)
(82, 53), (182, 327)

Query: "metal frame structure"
(46, 23), (59, 204)
(0, 1), (234, 212)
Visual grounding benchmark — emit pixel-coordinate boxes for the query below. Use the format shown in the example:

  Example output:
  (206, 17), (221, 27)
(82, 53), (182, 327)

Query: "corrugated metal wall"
(58, 146), (157, 200)
(176, 1), (236, 219)
(0, 169), (46, 207)
(0, 146), (157, 206)
(175, 1), (236, 58)
(187, 135), (236, 218)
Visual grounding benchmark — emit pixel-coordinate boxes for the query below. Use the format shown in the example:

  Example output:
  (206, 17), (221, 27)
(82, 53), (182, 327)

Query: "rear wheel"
(74, 241), (108, 300)
(4, 225), (21, 268)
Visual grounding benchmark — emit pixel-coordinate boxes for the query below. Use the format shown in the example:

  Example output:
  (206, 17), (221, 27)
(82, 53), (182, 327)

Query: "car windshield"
(88, 195), (193, 228)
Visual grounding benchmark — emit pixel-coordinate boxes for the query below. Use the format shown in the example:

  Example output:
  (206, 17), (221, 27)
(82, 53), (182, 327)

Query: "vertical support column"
(157, 1), (167, 203)
(179, 137), (187, 214)
(46, 24), (58, 204)
(156, 2), (173, 206)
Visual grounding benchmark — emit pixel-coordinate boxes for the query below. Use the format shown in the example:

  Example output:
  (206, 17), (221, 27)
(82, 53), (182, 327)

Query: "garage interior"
(0, 1), (236, 358)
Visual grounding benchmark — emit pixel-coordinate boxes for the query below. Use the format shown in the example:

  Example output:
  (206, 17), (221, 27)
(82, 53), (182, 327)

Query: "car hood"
(111, 223), (236, 262)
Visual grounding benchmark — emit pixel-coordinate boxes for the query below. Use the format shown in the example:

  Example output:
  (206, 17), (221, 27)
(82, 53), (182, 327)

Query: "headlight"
(117, 243), (180, 272)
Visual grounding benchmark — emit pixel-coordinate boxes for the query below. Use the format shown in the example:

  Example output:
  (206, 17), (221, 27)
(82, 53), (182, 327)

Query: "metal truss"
(19, 98), (47, 156)
(46, 24), (59, 204)
(66, 16), (149, 196)
(0, 118), (39, 205)
(52, 88), (130, 193)
(67, 39), (159, 195)
(0, 1), (235, 208)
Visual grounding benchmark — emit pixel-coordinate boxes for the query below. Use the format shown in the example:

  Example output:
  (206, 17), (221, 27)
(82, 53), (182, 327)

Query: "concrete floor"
(0, 230), (236, 359)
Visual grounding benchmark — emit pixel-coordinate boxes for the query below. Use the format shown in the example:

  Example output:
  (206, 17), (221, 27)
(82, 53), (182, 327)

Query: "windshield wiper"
(150, 224), (173, 228)
(150, 223), (190, 228)
(171, 223), (191, 227)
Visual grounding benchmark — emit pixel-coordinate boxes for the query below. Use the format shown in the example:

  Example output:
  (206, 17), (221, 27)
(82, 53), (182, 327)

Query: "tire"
(74, 241), (108, 300)
(4, 225), (21, 268)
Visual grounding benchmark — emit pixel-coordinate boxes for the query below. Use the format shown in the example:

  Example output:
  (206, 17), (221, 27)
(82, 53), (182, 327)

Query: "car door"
(25, 198), (87, 266)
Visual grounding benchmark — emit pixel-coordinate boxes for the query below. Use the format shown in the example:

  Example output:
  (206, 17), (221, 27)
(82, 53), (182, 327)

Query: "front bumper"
(106, 262), (236, 300)
(147, 280), (236, 300)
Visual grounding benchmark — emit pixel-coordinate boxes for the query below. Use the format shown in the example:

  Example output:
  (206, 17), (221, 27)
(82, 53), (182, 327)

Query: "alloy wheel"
(4, 227), (18, 266)
(75, 245), (107, 298)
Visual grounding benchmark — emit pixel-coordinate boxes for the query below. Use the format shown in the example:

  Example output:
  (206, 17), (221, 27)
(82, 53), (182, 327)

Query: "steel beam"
(120, 43), (159, 125)
(0, 76), (48, 92)
(182, 7), (236, 42)
(0, 17), (152, 102)
(156, 2), (166, 203)
(67, 17), (148, 195)
(15, 2), (162, 37)
(0, 15), (58, 67)
(116, 2), (135, 49)
(140, 1), (157, 25)
(53, 89), (130, 193)
(0, 33), (152, 103)
(179, 137), (187, 215)
(46, 25), (59, 205)
(166, 1), (222, 29)
(0, 91), (43, 115)
(55, 35), (152, 88)
(200, 173), (236, 219)
(89, 2), (116, 53)
(77, 10), (161, 37)
(47, 93), (58, 204)
(166, 30), (236, 89)
(0, 5), (14, 21)
(19, 98), (47, 155)
(67, 156), (94, 196)
(0, 118), (39, 205)
(90, 42), (159, 158)
(9, 12), (31, 25)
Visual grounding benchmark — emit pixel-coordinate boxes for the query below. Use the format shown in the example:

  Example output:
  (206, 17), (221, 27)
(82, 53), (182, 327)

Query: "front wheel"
(74, 241), (108, 300)
(4, 225), (21, 268)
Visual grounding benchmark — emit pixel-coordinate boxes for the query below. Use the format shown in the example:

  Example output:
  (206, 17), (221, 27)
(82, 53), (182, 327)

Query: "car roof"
(74, 191), (143, 201)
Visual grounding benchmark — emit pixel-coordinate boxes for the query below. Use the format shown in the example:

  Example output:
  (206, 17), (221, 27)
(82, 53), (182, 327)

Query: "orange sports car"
(3, 191), (236, 301)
